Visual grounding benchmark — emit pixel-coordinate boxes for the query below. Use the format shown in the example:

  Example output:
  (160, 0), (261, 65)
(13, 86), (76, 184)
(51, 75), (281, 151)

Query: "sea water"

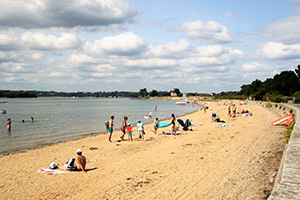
(0, 98), (201, 155)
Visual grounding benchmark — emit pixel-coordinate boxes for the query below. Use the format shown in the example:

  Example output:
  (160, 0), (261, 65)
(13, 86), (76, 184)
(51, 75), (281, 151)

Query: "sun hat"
(137, 120), (141, 123)
(128, 123), (131, 126)
(50, 162), (57, 169)
(76, 149), (82, 153)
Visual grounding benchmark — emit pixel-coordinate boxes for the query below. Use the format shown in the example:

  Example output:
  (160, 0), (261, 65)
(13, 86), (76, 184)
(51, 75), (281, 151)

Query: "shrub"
(284, 121), (295, 143)
(289, 109), (293, 113)
(266, 103), (272, 108)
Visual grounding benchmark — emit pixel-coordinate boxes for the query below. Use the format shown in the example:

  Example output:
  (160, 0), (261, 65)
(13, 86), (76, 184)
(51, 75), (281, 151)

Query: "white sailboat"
(176, 93), (188, 105)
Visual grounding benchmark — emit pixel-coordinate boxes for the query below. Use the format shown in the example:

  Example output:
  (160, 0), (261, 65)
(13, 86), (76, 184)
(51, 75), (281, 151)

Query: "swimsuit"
(127, 127), (132, 136)
(108, 127), (113, 133)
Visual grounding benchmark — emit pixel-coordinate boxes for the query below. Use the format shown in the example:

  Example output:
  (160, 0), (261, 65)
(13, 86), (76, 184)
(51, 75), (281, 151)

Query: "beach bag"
(66, 158), (75, 167)
(105, 121), (109, 129)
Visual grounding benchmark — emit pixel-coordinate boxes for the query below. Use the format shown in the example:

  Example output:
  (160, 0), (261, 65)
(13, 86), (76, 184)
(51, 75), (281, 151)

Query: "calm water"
(0, 98), (201, 155)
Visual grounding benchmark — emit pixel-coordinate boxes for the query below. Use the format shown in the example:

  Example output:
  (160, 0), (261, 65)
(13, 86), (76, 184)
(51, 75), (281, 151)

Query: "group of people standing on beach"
(107, 115), (145, 142)
(106, 113), (177, 143)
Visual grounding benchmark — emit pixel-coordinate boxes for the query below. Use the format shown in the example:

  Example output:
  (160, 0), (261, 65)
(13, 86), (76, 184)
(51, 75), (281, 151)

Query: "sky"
(0, 0), (300, 93)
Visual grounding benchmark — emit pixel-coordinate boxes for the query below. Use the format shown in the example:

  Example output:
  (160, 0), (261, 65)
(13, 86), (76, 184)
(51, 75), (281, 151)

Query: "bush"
(266, 103), (272, 108)
(289, 109), (293, 113)
(284, 121), (295, 143)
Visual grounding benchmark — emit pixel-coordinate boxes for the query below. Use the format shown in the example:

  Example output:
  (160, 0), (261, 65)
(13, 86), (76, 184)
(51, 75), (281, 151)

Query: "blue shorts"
(127, 132), (132, 136)
(108, 127), (113, 133)
(154, 125), (159, 130)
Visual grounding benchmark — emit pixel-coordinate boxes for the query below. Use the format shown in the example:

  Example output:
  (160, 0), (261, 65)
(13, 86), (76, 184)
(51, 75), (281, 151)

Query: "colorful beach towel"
(35, 168), (66, 174)
(163, 132), (181, 135)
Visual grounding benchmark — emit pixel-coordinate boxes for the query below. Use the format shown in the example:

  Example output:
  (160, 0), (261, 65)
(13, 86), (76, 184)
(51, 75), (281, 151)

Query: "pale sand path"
(0, 101), (285, 199)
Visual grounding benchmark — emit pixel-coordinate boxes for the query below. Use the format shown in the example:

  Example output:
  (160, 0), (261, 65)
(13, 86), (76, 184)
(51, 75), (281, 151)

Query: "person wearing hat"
(58, 149), (86, 173)
(73, 149), (86, 173)
(137, 120), (144, 141)
(126, 123), (133, 142)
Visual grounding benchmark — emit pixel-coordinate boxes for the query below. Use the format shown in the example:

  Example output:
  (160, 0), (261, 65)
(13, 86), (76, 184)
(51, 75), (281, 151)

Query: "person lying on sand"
(211, 112), (226, 123)
(58, 149), (86, 173)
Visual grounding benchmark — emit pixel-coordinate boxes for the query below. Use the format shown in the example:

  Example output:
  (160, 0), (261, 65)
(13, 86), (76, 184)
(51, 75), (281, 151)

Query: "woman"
(120, 116), (128, 140)
(171, 113), (176, 134)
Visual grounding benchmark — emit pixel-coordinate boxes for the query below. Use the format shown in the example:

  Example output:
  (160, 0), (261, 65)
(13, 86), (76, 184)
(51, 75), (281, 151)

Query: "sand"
(0, 101), (285, 200)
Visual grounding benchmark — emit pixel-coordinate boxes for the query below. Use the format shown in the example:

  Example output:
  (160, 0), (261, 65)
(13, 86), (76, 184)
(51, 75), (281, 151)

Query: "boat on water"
(176, 93), (188, 105)
(0, 100), (8, 103)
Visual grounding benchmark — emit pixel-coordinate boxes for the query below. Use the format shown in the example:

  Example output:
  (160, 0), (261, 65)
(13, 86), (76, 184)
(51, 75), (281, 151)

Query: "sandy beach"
(0, 101), (285, 200)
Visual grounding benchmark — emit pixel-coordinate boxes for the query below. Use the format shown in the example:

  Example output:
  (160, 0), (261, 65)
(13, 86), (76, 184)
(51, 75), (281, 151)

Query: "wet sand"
(0, 101), (285, 199)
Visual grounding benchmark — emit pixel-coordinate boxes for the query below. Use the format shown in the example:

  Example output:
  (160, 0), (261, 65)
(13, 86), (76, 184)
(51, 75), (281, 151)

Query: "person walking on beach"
(120, 116), (128, 141)
(108, 116), (114, 142)
(127, 123), (133, 142)
(171, 114), (176, 134)
(7, 118), (11, 131)
(137, 120), (144, 141)
(154, 118), (160, 135)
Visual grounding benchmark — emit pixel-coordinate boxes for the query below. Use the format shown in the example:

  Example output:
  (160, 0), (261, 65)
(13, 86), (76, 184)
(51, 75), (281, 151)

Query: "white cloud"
(0, 32), (85, 51)
(148, 39), (191, 58)
(241, 62), (281, 81)
(257, 41), (300, 60)
(0, 0), (141, 29)
(178, 20), (236, 44)
(83, 32), (147, 56)
(263, 15), (300, 44)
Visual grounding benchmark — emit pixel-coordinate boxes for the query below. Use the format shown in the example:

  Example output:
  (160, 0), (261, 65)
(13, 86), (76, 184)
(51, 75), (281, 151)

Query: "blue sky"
(0, 0), (299, 93)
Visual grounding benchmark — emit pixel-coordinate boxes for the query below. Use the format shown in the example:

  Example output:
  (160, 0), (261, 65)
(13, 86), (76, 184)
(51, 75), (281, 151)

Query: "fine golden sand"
(0, 101), (285, 200)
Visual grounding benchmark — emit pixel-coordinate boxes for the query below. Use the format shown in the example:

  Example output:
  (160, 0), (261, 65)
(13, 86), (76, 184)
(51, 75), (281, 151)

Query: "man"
(108, 116), (114, 142)
(58, 149), (86, 173)
(73, 149), (86, 173)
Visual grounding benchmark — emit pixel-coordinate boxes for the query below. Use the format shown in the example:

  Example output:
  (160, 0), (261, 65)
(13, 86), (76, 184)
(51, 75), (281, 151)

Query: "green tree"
(149, 89), (159, 97)
(139, 88), (148, 97)
(172, 88), (182, 97)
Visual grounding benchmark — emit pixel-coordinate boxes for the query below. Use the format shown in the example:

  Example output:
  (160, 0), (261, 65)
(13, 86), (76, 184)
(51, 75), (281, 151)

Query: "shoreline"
(0, 101), (286, 199)
(0, 107), (201, 156)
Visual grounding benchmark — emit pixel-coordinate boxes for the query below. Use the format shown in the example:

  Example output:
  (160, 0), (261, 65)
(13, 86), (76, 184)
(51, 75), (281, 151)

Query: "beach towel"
(216, 123), (237, 128)
(191, 123), (202, 126)
(35, 168), (66, 174)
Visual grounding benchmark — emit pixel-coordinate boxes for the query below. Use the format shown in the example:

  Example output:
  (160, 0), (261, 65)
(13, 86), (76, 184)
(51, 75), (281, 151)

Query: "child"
(136, 120), (144, 141)
(154, 118), (160, 135)
(127, 123), (133, 142)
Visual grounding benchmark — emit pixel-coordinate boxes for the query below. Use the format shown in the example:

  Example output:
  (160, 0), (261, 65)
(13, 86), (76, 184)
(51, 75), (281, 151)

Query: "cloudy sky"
(0, 0), (299, 93)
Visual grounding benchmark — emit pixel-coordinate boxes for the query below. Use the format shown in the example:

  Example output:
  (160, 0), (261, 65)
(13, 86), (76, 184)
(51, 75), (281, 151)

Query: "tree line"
(215, 64), (300, 103)
(0, 88), (211, 99)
